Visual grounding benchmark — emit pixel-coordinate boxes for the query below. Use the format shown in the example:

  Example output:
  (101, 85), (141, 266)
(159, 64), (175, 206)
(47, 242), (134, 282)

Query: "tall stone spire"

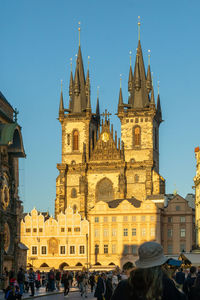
(131, 40), (149, 108)
(70, 24), (87, 113)
(118, 77), (124, 113)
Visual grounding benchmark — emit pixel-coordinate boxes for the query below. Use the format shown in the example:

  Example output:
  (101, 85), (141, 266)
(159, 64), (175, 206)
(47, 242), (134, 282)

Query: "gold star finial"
(148, 49), (151, 66)
(78, 21), (81, 46)
(138, 16), (141, 41)
(129, 51), (132, 66)
(120, 74), (122, 88)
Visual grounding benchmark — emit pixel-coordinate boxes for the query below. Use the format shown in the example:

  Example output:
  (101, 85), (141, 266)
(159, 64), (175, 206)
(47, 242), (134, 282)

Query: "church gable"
(90, 118), (123, 162)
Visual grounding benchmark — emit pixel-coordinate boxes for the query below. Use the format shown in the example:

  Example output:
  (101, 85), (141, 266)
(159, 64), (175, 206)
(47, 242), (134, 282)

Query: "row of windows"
(94, 244), (138, 255)
(70, 126), (152, 150)
(94, 227), (155, 237)
(167, 244), (186, 254)
(167, 228), (186, 238)
(94, 215), (155, 223)
(26, 227), (80, 233)
(31, 245), (85, 256)
(168, 216), (186, 223)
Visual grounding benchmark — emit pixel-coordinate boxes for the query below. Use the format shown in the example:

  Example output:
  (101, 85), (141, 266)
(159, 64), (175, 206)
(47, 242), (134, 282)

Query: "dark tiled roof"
(0, 91), (14, 110)
(107, 198), (141, 208)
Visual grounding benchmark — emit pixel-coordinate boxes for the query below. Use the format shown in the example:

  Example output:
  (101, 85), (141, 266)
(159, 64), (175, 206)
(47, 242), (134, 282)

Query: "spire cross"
(97, 86), (100, 98)
(14, 108), (19, 122)
(148, 49), (151, 66)
(101, 109), (112, 122)
(129, 51), (132, 66)
(138, 16), (141, 41)
(78, 21), (81, 46)
(120, 74), (122, 88)
(88, 56), (90, 70)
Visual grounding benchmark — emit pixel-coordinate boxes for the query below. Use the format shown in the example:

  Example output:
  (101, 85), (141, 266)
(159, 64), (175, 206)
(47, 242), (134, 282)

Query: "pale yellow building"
(21, 207), (89, 270)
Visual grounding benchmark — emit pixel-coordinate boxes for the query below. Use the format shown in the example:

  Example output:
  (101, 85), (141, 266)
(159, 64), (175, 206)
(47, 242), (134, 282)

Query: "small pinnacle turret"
(150, 87), (155, 107)
(118, 85), (124, 112)
(156, 92), (162, 124)
(59, 82), (64, 118)
(134, 54), (141, 91)
(69, 70), (73, 97)
(146, 66), (152, 93)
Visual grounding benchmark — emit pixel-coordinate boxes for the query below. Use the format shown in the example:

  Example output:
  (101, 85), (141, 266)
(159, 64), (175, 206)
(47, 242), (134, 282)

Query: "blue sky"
(1, 0), (200, 214)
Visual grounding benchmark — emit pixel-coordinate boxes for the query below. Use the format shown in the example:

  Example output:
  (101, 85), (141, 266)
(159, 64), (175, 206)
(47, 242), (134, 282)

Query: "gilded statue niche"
(48, 237), (59, 255)
(96, 178), (114, 202)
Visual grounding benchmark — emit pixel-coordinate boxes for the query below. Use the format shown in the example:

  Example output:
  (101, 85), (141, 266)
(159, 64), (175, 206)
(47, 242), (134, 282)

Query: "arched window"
(71, 188), (77, 198)
(96, 178), (114, 202)
(73, 130), (79, 150)
(133, 126), (141, 147)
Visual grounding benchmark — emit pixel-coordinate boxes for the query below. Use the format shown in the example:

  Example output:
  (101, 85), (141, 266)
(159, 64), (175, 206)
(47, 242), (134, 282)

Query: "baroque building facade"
(21, 28), (195, 270)
(0, 91), (26, 276)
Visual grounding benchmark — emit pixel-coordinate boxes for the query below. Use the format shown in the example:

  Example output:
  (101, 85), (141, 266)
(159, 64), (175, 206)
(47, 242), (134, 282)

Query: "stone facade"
(0, 91), (26, 276)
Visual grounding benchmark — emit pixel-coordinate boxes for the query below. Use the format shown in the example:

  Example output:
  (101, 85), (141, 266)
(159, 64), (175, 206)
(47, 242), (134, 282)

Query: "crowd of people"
(1, 241), (200, 300)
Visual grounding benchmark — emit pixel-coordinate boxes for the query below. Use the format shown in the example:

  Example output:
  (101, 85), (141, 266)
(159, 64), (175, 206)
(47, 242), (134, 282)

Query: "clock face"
(102, 132), (109, 142)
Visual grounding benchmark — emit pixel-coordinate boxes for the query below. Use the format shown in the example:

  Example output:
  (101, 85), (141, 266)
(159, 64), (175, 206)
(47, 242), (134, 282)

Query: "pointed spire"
(74, 65), (80, 95)
(146, 50), (152, 93)
(96, 86), (100, 123)
(150, 87), (155, 107)
(59, 80), (64, 116)
(156, 81), (162, 123)
(118, 75), (124, 112)
(69, 58), (73, 97)
(85, 56), (90, 97)
(134, 54), (141, 91)
(128, 65), (133, 92)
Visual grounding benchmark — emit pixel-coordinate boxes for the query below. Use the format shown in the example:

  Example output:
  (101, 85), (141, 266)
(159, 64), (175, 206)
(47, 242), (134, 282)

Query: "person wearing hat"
(111, 241), (186, 300)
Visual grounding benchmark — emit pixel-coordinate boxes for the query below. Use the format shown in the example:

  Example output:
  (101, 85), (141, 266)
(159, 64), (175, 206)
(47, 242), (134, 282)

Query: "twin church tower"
(55, 25), (165, 219)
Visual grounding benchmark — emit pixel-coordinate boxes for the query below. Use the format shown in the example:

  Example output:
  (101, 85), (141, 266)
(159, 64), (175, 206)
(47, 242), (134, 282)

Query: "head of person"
(190, 266), (197, 275)
(130, 242), (168, 300)
(123, 262), (134, 277)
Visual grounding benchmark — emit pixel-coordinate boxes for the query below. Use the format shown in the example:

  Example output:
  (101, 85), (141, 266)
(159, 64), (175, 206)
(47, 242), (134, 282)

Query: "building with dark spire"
(21, 25), (195, 271)
(0, 91), (26, 277)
